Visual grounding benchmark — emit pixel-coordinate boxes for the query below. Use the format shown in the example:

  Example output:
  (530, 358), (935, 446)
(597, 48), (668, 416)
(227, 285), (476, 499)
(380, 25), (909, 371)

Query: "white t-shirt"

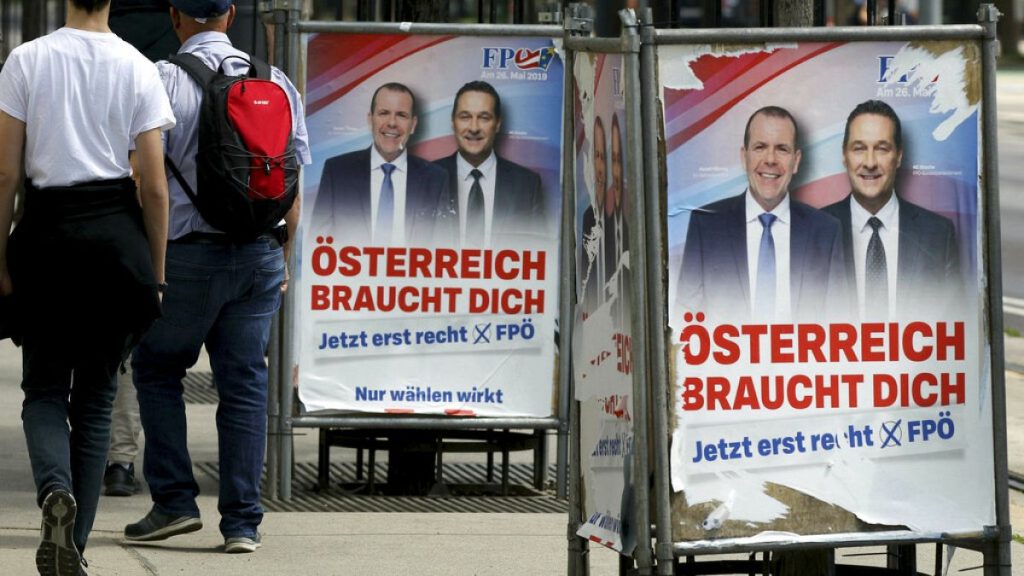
(0, 27), (175, 188)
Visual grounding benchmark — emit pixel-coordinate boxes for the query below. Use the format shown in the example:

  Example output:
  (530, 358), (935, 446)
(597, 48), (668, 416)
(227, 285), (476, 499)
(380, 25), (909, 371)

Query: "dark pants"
(22, 327), (126, 552)
(12, 179), (160, 553)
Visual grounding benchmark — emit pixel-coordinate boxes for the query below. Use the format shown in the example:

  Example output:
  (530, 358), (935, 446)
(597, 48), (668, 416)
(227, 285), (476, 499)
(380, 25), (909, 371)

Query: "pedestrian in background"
(101, 0), (184, 500)
(0, 0), (173, 573)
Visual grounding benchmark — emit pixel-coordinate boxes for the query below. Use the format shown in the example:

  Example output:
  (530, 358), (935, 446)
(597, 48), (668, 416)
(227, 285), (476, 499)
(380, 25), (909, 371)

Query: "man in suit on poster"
(434, 80), (546, 247)
(606, 113), (630, 328)
(822, 99), (961, 320)
(676, 105), (847, 323)
(312, 82), (451, 246)
(579, 115), (608, 317)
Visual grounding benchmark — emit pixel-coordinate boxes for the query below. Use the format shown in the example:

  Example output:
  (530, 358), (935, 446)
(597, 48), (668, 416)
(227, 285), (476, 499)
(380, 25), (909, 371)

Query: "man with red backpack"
(124, 0), (310, 554)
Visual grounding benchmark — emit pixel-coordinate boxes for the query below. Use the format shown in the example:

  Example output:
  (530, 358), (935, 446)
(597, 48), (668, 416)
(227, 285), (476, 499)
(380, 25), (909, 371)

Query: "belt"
(171, 227), (286, 248)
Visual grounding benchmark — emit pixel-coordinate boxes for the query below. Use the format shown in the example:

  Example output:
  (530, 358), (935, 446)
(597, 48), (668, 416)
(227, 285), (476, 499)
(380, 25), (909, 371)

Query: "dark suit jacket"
(822, 194), (961, 319)
(578, 203), (609, 316)
(434, 153), (547, 245)
(677, 192), (848, 323)
(312, 148), (454, 246)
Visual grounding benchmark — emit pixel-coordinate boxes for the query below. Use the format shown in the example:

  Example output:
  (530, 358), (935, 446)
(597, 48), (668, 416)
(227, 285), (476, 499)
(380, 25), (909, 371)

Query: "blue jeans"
(22, 328), (124, 553)
(133, 239), (283, 538)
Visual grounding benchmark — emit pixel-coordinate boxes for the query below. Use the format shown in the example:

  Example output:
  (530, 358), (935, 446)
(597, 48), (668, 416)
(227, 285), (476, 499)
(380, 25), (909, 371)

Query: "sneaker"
(103, 463), (138, 497)
(123, 507), (202, 542)
(224, 533), (262, 554)
(37, 488), (81, 576)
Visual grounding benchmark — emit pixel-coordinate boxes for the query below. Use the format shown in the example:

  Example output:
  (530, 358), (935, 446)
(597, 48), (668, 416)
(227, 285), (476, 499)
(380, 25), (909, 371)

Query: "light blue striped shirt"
(156, 31), (311, 240)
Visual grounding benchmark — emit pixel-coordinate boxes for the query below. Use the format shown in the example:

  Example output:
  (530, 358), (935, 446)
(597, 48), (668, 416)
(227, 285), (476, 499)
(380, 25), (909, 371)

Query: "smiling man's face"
(843, 113), (903, 214)
(368, 88), (417, 163)
(452, 90), (500, 167)
(741, 112), (801, 212)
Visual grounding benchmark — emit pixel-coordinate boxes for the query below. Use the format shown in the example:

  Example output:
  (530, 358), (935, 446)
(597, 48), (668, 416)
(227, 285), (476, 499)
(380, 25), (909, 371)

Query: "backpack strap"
(164, 155), (200, 207)
(248, 57), (272, 80)
(216, 54), (271, 79)
(168, 52), (215, 88)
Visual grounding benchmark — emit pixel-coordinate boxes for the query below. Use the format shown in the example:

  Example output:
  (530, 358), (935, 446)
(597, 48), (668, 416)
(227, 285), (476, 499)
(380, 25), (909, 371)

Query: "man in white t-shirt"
(0, 1), (174, 574)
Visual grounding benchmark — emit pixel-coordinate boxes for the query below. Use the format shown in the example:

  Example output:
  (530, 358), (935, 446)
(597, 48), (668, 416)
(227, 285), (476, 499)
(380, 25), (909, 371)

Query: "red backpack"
(165, 53), (298, 242)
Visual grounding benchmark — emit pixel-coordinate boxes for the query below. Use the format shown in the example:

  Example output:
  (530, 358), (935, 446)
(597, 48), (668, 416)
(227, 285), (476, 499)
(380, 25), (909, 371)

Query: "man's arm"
(0, 111), (25, 295)
(133, 127), (168, 288)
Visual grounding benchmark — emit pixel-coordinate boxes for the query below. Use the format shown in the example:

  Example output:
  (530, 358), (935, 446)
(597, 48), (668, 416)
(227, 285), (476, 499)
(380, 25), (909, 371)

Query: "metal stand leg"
(533, 429), (548, 489)
(317, 428), (330, 491)
(886, 544), (916, 575)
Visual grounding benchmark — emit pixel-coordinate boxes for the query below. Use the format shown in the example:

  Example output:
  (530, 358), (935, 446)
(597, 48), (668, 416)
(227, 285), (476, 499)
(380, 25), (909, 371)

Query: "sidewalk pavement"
(0, 334), (1022, 576)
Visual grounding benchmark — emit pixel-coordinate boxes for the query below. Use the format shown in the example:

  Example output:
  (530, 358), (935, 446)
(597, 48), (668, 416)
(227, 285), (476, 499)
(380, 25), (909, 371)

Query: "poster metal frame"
(641, 15), (1011, 576)
(271, 17), (570, 502)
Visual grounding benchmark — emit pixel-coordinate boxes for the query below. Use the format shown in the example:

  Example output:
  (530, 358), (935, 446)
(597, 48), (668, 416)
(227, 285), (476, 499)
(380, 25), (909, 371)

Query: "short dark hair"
(71, 0), (112, 11)
(370, 82), (416, 115)
(844, 99), (902, 150)
(743, 106), (798, 148)
(451, 80), (501, 120)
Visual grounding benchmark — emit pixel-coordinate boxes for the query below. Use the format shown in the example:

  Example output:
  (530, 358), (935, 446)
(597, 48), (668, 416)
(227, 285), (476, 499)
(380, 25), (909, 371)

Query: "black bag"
(165, 53), (298, 242)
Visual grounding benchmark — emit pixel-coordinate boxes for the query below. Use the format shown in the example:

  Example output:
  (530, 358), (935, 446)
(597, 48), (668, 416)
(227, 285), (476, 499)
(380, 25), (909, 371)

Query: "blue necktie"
(376, 163), (395, 245)
(755, 213), (777, 320)
(865, 216), (888, 318)
(466, 169), (485, 246)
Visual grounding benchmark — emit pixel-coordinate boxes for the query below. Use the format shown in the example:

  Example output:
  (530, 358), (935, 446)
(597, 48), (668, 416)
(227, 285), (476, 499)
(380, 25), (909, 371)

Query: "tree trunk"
(995, 0), (1020, 58)
(775, 0), (814, 27)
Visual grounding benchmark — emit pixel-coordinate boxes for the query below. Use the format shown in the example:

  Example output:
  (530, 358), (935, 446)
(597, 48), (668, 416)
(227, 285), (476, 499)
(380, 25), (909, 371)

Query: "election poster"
(296, 33), (563, 416)
(663, 40), (992, 541)
(573, 52), (636, 554)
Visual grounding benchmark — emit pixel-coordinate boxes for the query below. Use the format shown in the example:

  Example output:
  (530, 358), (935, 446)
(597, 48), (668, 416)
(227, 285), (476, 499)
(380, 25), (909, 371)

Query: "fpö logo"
(481, 46), (557, 71)
(877, 55), (938, 84)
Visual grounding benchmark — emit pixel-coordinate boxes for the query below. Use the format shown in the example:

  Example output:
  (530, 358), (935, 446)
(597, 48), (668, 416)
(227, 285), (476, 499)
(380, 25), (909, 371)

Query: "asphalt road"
(997, 70), (1024, 334)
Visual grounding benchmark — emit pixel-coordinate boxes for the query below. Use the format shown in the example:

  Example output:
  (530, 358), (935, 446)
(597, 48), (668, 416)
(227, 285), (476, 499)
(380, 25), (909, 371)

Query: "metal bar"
(868, 0), (878, 25)
(291, 416), (562, 429)
(564, 36), (629, 52)
(489, 0), (497, 24)
(266, 314), (281, 499)
(638, 14), (675, 576)
(477, 0), (484, 24)
(619, 10), (654, 576)
(671, 530), (996, 555)
(653, 24), (985, 43)
(556, 0), (580, 503)
(564, 12), (589, 575)
(979, 5), (1013, 575)
(270, 4), (295, 502)
(296, 20), (561, 36)
(814, 0), (825, 27)
(889, 0), (899, 25)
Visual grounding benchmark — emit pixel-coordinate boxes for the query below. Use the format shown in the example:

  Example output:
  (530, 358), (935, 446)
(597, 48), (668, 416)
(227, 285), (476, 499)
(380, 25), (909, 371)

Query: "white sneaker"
(224, 533), (262, 554)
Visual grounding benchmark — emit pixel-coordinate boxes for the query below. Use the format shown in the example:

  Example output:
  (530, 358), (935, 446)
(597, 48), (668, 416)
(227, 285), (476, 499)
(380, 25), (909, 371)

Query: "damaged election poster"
(573, 51), (636, 554)
(296, 33), (563, 416)
(664, 40), (992, 542)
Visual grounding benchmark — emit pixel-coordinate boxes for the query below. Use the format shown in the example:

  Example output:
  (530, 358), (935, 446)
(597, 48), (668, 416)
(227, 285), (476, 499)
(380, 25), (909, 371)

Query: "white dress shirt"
(851, 193), (900, 319)
(745, 191), (792, 320)
(369, 146), (409, 245)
